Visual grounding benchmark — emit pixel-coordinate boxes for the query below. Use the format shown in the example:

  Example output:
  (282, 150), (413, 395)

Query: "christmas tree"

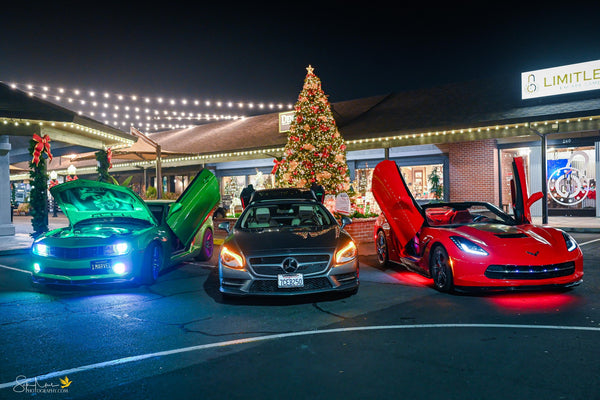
(274, 65), (350, 194)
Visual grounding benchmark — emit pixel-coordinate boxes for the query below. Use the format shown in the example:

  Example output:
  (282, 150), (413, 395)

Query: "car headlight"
(450, 236), (488, 256)
(335, 241), (357, 264)
(32, 243), (50, 257)
(220, 245), (245, 269)
(562, 232), (578, 252)
(104, 242), (130, 256)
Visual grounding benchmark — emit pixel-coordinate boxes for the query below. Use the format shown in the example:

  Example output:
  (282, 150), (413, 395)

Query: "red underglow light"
(487, 292), (579, 314)
(387, 271), (432, 287)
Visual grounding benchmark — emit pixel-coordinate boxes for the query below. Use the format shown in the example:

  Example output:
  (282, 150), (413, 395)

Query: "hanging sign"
(279, 111), (295, 133)
(522, 59), (600, 99)
(335, 192), (351, 216)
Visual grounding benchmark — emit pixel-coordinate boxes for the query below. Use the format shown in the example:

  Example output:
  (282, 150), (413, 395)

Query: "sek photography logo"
(12, 375), (72, 394)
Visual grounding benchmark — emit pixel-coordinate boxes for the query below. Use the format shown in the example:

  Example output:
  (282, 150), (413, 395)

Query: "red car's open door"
(511, 156), (543, 224)
(372, 160), (425, 247)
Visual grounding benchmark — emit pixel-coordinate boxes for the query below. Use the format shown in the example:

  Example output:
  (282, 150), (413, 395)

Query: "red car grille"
(485, 262), (575, 280)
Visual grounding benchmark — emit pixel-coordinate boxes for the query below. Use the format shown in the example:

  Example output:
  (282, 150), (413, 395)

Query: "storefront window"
(399, 164), (444, 200)
(221, 176), (246, 214)
(547, 146), (596, 212)
(354, 167), (379, 214)
(500, 146), (596, 216)
(500, 148), (531, 212)
(248, 170), (275, 190)
(354, 163), (444, 215)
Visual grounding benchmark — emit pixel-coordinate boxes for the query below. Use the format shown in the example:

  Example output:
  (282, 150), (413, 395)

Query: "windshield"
(238, 202), (335, 229)
(423, 202), (516, 227)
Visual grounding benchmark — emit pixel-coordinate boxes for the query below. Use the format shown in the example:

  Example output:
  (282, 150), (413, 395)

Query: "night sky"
(2, 2), (600, 105)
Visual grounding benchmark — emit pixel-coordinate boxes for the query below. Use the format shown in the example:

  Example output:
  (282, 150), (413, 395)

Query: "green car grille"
(40, 266), (113, 276)
(42, 246), (108, 259)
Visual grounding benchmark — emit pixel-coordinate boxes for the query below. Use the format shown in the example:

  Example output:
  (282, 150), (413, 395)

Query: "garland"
(28, 136), (50, 237)
(95, 148), (112, 182)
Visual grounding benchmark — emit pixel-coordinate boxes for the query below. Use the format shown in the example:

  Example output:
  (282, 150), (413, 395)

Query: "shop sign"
(521, 59), (600, 99)
(279, 111), (295, 133)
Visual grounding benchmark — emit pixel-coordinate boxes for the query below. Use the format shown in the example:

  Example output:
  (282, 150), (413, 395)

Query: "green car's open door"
(166, 168), (220, 247)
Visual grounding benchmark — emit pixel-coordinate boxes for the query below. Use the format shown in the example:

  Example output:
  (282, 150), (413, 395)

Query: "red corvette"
(372, 157), (583, 292)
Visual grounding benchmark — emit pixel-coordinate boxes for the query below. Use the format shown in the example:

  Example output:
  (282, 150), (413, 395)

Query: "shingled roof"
(149, 76), (600, 155)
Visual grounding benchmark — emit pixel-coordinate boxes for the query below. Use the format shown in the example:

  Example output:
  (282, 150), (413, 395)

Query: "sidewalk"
(1, 214), (598, 256)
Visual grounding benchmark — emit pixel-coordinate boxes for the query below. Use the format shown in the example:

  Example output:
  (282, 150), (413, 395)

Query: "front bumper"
(450, 254), (584, 291)
(219, 258), (359, 296)
(31, 250), (143, 285)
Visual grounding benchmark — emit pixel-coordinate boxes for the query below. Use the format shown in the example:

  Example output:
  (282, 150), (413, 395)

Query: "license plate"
(278, 273), (304, 288)
(90, 260), (111, 270)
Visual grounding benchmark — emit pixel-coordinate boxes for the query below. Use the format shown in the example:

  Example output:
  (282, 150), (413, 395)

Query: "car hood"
(450, 223), (568, 253)
(229, 226), (346, 254)
(50, 179), (156, 226)
(44, 224), (148, 239)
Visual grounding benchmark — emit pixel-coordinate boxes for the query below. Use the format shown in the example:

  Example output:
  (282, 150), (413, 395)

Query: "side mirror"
(218, 221), (231, 234)
(340, 216), (352, 229)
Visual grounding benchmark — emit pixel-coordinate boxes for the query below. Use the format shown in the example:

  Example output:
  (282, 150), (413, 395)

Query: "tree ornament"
(273, 66), (349, 194)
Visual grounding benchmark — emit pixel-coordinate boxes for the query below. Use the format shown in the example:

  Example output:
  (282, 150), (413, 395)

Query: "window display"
(547, 147), (595, 211)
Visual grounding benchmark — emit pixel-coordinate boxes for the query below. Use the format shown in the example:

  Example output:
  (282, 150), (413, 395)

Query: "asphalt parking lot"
(0, 233), (599, 399)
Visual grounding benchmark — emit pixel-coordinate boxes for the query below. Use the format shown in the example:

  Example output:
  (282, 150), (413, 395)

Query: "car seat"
(452, 209), (472, 224)
(292, 205), (315, 226)
(248, 207), (274, 228)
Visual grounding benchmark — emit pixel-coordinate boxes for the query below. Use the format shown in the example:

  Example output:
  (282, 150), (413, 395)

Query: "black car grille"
(45, 246), (106, 260)
(485, 262), (575, 280)
(248, 254), (330, 276)
(249, 277), (333, 293)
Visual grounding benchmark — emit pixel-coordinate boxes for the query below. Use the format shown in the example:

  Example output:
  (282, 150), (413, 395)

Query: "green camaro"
(31, 169), (220, 286)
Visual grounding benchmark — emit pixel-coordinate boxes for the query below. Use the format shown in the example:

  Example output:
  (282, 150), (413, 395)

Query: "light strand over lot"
(5, 82), (294, 132)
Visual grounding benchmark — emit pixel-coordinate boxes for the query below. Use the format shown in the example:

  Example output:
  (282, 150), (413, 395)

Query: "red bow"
(31, 134), (53, 166)
(106, 147), (113, 169)
(272, 158), (284, 175)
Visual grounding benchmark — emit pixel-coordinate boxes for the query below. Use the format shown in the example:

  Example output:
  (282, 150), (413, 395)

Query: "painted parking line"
(580, 238), (600, 246)
(1, 323), (599, 390)
(0, 264), (30, 274)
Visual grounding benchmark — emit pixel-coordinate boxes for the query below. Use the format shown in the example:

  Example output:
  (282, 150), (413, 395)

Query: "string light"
(6, 82), (293, 132)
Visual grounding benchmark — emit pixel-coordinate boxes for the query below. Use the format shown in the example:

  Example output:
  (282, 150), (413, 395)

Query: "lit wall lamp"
(66, 164), (78, 181)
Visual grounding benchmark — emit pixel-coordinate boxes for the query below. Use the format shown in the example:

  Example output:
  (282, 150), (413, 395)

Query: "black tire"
(429, 245), (454, 293)
(375, 230), (389, 267)
(141, 243), (162, 285)
(195, 228), (214, 261)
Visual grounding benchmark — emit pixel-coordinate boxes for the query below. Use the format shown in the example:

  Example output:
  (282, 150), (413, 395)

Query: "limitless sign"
(522, 60), (600, 99)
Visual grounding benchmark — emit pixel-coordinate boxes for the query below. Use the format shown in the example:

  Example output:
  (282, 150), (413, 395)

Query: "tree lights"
(274, 66), (350, 194)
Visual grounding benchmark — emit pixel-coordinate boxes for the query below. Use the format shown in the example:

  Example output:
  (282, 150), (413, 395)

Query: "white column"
(529, 145), (543, 217)
(595, 142), (600, 217)
(0, 136), (15, 236)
